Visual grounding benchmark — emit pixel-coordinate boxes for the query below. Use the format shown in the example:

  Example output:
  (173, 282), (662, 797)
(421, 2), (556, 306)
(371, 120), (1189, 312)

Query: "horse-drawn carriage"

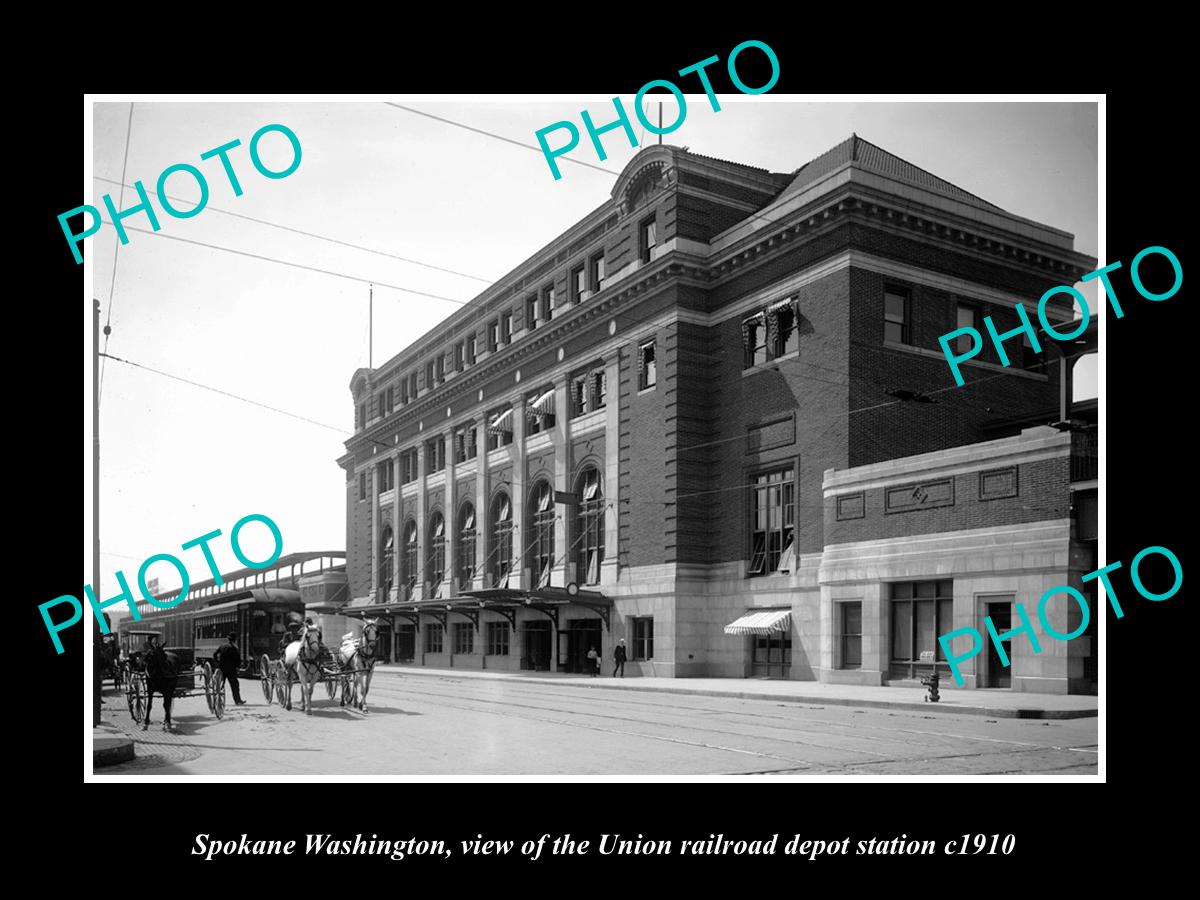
(123, 644), (229, 730)
(258, 619), (382, 715)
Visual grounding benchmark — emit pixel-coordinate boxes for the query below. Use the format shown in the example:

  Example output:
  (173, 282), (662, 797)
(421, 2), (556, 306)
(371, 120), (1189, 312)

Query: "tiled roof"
(780, 134), (1003, 210)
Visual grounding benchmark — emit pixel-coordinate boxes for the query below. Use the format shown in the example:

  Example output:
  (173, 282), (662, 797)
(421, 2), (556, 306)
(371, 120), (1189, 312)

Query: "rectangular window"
(638, 341), (656, 391)
(889, 580), (954, 680)
(400, 448), (419, 484)
(956, 304), (978, 355)
(377, 460), (394, 494)
(487, 319), (499, 353)
(526, 389), (555, 436)
(540, 286), (554, 323)
(571, 365), (607, 418)
(453, 622), (474, 655)
(427, 436), (446, 473)
(743, 313), (768, 368)
(501, 312), (513, 346)
(589, 253), (606, 292)
(774, 302), (799, 358)
(632, 617), (654, 660)
(572, 265), (587, 303)
(453, 424), (478, 463)
(358, 473), (366, 501)
(639, 217), (657, 264)
(400, 377), (409, 405)
(357, 403), (366, 429)
(486, 621), (509, 656)
(424, 360), (434, 391)
(409, 372), (418, 401)
(386, 386), (395, 414)
(436, 355), (445, 384)
(748, 468), (795, 577)
(841, 602), (862, 669)
(884, 288), (911, 345)
(466, 334), (477, 365)
(525, 296), (539, 332)
(454, 342), (464, 372)
(424, 624), (443, 654)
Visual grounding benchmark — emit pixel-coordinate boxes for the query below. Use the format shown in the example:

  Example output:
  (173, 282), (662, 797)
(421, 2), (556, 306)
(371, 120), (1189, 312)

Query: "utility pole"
(369, 284), (374, 369)
(658, 102), (663, 145)
(93, 299), (102, 727)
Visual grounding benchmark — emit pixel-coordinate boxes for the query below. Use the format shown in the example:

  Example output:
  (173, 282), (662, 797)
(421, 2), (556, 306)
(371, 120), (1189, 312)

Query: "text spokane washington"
(192, 834), (451, 861)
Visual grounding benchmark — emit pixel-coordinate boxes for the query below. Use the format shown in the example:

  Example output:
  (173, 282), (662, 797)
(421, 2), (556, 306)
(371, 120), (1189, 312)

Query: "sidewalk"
(372, 665), (1098, 719)
(93, 723), (135, 767)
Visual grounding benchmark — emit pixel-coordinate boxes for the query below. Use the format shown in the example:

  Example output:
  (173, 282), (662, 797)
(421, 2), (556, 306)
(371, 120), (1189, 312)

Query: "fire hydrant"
(921, 669), (940, 703)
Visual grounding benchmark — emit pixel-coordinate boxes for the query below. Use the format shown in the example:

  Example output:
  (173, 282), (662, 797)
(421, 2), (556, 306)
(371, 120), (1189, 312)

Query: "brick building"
(336, 135), (1098, 693)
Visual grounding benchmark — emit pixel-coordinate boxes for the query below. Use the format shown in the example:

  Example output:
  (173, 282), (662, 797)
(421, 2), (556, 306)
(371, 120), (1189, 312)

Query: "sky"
(89, 98), (1099, 602)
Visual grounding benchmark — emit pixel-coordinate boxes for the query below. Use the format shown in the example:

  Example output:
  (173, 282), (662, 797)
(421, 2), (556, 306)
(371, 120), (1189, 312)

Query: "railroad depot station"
(333, 136), (1099, 694)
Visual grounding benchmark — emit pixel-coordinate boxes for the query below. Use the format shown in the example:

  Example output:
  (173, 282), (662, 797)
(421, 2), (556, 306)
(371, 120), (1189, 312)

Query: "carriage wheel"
(325, 674), (338, 700)
(277, 669), (290, 708)
(260, 655), (274, 704)
(211, 669), (226, 720)
(132, 675), (147, 725)
(201, 662), (215, 713)
(125, 671), (137, 717)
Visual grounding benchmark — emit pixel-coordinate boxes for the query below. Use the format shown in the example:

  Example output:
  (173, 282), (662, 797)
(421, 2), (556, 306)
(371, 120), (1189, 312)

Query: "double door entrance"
(520, 619), (603, 673)
(560, 619), (602, 674)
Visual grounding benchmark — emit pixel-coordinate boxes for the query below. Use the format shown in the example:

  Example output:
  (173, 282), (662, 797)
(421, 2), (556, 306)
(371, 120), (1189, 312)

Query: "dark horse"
(143, 643), (180, 732)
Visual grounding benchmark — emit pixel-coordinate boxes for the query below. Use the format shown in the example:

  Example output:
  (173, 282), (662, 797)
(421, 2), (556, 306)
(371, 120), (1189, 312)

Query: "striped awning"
(487, 408), (513, 435)
(724, 609), (792, 636)
(767, 297), (794, 313)
(527, 389), (555, 419)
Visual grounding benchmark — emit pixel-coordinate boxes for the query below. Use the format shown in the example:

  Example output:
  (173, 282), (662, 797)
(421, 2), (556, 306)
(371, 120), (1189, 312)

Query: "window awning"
(527, 389), (555, 419)
(488, 409), (513, 435)
(767, 297), (794, 313)
(724, 609), (792, 635)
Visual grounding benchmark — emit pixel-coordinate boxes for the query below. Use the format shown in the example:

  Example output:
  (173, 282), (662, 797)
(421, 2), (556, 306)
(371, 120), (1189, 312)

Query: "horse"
(282, 624), (323, 715)
(337, 619), (380, 712)
(143, 644), (180, 732)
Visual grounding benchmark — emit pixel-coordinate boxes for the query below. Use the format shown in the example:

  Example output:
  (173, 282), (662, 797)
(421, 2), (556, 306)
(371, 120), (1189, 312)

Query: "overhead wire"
(99, 102), (135, 404)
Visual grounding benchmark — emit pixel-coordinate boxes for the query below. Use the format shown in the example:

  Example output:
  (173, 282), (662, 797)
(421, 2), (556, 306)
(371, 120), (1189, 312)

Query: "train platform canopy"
(343, 586), (614, 630)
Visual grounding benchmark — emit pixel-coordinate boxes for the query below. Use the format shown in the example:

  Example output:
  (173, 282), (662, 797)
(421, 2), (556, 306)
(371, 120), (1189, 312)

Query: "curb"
(93, 726), (135, 767)
(373, 668), (1097, 720)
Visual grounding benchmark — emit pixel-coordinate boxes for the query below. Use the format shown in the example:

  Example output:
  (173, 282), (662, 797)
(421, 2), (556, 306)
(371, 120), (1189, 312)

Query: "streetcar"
(116, 588), (304, 677)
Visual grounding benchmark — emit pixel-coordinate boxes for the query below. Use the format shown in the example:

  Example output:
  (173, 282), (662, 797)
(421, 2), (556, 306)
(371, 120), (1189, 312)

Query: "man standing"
(613, 638), (627, 677)
(586, 646), (599, 677)
(216, 632), (247, 706)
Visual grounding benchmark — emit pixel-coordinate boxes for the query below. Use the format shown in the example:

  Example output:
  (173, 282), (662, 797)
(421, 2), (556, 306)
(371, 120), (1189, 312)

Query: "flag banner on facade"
(724, 609), (792, 635)
(487, 408), (513, 435)
(526, 388), (555, 420)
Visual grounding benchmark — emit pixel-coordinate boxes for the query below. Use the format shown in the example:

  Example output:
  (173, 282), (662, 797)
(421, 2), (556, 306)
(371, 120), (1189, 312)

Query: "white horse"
(337, 619), (381, 712)
(282, 625), (323, 715)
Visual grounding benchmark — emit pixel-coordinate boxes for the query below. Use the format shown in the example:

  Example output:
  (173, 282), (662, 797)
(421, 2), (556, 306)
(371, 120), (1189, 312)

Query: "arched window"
(490, 491), (513, 587)
(428, 511), (446, 594)
(575, 467), (604, 584)
(402, 519), (418, 600)
(379, 525), (394, 598)
(458, 502), (477, 587)
(530, 480), (555, 588)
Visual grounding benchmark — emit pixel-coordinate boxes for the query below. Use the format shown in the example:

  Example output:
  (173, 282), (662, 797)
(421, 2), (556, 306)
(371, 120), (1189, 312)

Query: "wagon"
(123, 648), (228, 725)
(258, 649), (358, 708)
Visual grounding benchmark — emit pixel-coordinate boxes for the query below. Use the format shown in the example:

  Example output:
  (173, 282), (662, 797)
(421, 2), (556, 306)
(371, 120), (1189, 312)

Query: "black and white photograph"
(74, 94), (1112, 780)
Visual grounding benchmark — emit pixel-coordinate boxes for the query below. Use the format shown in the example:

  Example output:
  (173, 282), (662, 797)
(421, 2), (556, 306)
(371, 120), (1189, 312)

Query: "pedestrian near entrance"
(613, 638), (627, 677)
(216, 632), (246, 705)
(586, 646), (599, 677)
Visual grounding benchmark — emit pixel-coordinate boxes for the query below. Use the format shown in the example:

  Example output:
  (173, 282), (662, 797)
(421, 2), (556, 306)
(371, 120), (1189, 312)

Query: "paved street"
(97, 670), (1098, 775)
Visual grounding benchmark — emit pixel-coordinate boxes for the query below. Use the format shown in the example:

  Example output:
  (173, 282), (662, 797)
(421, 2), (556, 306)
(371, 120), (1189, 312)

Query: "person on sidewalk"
(215, 632), (247, 706)
(613, 639), (627, 677)
(586, 646), (599, 677)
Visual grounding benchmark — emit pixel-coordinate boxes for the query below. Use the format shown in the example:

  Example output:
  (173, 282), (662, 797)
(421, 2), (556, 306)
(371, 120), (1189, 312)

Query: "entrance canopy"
(724, 609), (792, 635)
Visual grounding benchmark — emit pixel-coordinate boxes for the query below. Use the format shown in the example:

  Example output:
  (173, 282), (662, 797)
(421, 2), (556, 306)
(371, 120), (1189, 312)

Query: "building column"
(510, 397), (526, 590)
(392, 454), (402, 605)
(445, 428), (457, 597)
(601, 350), (621, 585)
(474, 416), (487, 591)
(552, 374), (570, 587)
(370, 459), (380, 601)
(415, 432), (427, 602)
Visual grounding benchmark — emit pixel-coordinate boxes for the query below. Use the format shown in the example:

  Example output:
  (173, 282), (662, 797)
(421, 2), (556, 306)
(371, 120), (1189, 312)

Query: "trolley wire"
(99, 102), (135, 405)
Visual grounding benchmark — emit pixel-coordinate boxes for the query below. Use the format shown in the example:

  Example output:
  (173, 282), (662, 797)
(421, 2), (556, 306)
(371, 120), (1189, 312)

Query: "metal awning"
(724, 609), (792, 635)
(527, 389), (555, 418)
